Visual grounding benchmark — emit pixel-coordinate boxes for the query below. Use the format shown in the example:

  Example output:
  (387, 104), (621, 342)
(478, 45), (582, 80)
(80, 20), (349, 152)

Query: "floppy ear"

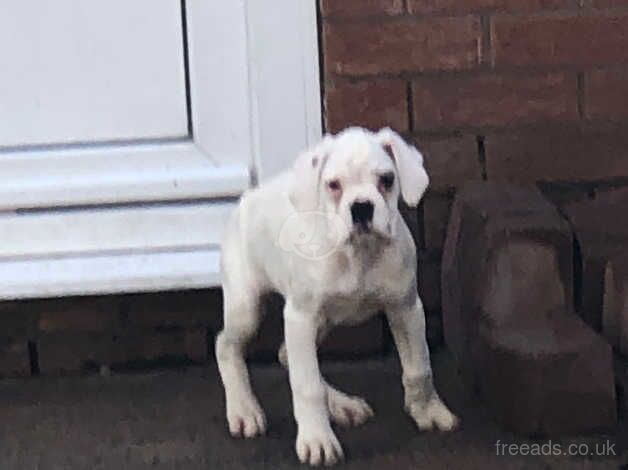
(288, 136), (333, 212)
(376, 127), (429, 207)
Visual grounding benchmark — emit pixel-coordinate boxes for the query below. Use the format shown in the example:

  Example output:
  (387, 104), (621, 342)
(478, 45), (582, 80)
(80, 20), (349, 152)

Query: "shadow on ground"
(0, 350), (626, 469)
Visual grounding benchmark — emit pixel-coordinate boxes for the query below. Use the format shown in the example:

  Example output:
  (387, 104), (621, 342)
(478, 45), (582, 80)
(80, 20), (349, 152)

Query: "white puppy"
(216, 127), (458, 466)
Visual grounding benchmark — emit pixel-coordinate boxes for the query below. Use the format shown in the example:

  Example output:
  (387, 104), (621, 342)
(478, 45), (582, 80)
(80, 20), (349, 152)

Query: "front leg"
(386, 294), (459, 431)
(278, 329), (374, 429)
(284, 301), (343, 466)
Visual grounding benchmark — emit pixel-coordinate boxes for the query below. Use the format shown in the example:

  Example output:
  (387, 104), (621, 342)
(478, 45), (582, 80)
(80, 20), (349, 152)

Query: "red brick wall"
(321, 0), (628, 329)
(0, 291), (221, 377)
(0, 289), (391, 377)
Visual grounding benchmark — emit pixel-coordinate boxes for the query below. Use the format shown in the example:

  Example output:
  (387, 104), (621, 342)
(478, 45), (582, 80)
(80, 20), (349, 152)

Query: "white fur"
(216, 127), (458, 466)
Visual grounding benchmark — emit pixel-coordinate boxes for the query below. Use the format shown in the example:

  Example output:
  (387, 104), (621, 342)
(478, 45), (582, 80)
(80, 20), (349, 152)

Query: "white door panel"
(0, 0), (187, 147)
(0, 0), (322, 299)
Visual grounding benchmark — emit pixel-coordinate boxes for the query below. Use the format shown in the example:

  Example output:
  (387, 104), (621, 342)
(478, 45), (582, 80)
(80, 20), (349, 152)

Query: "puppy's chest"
(320, 265), (409, 326)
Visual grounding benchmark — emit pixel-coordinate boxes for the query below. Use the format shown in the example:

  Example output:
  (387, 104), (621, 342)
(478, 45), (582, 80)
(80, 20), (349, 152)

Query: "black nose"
(351, 200), (374, 226)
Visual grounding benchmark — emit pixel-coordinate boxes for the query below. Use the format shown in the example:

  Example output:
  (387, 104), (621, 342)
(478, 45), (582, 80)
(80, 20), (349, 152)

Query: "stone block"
(565, 188), (628, 331)
(442, 182), (616, 434)
(601, 253), (628, 355)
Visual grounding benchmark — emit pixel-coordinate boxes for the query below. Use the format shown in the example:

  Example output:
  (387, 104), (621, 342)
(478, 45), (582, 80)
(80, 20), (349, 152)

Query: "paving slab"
(0, 351), (625, 469)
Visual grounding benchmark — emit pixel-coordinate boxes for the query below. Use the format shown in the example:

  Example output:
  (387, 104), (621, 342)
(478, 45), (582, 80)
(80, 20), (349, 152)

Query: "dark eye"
(379, 172), (395, 191)
(327, 179), (341, 192)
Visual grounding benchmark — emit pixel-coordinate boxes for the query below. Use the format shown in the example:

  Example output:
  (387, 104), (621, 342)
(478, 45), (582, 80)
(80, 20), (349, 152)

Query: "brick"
(421, 192), (454, 252)
(443, 184), (575, 363)
(409, 0), (574, 14)
(37, 297), (116, 333)
(477, 314), (616, 434)
(565, 188), (628, 331)
(601, 255), (628, 354)
(580, 257), (607, 331)
(442, 183), (616, 433)
(416, 135), (482, 190)
(248, 294), (284, 361)
(565, 188), (628, 260)
(592, 0), (628, 6)
(321, 0), (404, 17)
(418, 252), (442, 314)
(36, 290), (222, 336)
(38, 328), (208, 374)
(617, 359), (628, 419)
(320, 316), (385, 358)
(493, 13), (628, 67)
(0, 341), (30, 377)
(537, 182), (592, 210)
(412, 73), (577, 130)
(325, 80), (407, 133)
(585, 68), (628, 121)
(38, 334), (112, 374)
(0, 301), (38, 340)
(485, 128), (628, 183)
(324, 17), (482, 76)
(120, 329), (207, 364)
(121, 289), (222, 331)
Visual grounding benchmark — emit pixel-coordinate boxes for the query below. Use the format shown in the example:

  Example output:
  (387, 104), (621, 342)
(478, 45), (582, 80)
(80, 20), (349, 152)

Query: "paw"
(407, 396), (459, 432)
(327, 387), (374, 427)
(226, 394), (267, 438)
(296, 424), (344, 466)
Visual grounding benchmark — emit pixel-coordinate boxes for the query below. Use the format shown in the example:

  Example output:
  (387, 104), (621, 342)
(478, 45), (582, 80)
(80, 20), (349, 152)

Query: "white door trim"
(0, 249), (222, 300)
(0, 142), (248, 210)
(0, 202), (236, 258)
(244, 0), (323, 181)
(0, 0), (322, 299)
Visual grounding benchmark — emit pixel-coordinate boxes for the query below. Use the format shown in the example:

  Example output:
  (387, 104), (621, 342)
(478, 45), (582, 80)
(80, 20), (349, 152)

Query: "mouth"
(354, 223), (373, 235)
(347, 225), (391, 243)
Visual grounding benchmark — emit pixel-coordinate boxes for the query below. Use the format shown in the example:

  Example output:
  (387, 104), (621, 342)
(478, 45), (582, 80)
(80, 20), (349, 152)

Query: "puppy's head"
(288, 127), (429, 241)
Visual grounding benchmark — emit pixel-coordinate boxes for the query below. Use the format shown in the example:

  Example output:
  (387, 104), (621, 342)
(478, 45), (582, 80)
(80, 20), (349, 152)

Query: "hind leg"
(216, 283), (266, 438)
(325, 383), (374, 428)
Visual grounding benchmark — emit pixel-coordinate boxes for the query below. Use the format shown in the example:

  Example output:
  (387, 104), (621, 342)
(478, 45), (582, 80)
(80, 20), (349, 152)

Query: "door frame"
(0, 0), (322, 299)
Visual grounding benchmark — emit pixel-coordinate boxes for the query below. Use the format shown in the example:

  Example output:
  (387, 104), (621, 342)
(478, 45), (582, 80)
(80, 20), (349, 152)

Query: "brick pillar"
(566, 188), (628, 343)
(442, 182), (616, 434)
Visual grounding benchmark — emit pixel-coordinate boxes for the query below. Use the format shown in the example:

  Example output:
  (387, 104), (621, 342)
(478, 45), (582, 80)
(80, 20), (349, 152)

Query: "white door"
(0, 0), (321, 299)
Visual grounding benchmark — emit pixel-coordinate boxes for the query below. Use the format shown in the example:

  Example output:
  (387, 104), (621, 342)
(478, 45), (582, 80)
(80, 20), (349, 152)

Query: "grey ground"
(1, 351), (626, 469)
